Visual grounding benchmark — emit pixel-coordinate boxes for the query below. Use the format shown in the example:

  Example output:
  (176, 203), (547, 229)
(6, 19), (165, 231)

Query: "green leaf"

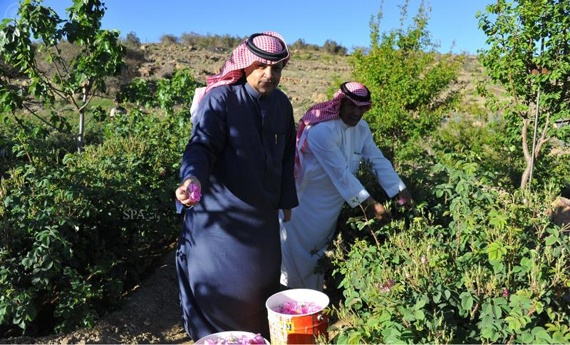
(531, 327), (552, 343)
(460, 292), (474, 313)
(505, 315), (522, 331)
(415, 299), (427, 309)
(545, 235), (558, 246)
(347, 332), (363, 344)
(432, 291), (441, 304)
(21, 257), (33, 269)
(481, 326), (495, 340)
(552, 332), (567, 344)
(487, 241), (505, 261)
(519, 257), (532, 273)
(366, 317), (381, 328)
(414, 309), (425, 321)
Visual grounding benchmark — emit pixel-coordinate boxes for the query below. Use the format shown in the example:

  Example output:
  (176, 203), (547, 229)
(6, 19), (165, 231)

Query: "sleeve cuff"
(347, 189), (371, 208)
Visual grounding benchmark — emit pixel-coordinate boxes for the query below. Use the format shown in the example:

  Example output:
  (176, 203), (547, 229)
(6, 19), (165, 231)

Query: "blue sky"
(1, 0), (490, 54)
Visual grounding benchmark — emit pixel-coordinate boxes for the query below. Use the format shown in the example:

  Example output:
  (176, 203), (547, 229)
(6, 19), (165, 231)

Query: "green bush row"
(0, 69), (198, 336)
(328, 130), (570, 343)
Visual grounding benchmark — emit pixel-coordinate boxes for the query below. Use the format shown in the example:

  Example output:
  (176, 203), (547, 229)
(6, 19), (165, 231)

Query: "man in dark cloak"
(174, 31), (299, 341)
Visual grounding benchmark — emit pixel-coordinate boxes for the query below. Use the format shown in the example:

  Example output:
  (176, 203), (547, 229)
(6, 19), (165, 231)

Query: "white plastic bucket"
(195, 331), (270, 344)
(265, 288), (329, 345)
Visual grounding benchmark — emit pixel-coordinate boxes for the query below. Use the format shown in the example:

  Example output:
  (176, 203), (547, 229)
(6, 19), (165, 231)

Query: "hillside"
(124, 43), (487, 121)
(130, 43), (353, 120)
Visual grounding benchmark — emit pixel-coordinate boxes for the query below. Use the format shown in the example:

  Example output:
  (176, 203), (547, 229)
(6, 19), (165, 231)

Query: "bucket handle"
(312, 313), (328, 340)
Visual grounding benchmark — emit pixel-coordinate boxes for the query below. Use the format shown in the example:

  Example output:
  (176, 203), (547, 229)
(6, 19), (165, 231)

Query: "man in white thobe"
(280, 81), (413, 291)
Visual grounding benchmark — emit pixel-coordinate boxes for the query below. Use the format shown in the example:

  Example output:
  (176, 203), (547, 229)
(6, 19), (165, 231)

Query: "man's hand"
(175, 176), (202, 208)
(364, 197), (391, 221)
(281, 209), (292, 222)
(397, 188), (413, 207)
(370, 202), (390, 221)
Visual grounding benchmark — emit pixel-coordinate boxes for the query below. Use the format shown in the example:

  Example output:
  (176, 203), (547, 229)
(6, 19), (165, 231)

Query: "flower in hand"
(175, 177), (202, 207)
(187, 183), (202, 202)
(396, 188), (413, 207)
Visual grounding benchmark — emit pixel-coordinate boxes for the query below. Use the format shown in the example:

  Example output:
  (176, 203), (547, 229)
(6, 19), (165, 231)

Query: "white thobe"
(190, 86), (206, 129)
(280, 118), (406, 290)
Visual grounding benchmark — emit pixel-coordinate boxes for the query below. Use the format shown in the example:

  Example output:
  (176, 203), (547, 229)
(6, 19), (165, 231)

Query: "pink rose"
(188, 183), (202, 203)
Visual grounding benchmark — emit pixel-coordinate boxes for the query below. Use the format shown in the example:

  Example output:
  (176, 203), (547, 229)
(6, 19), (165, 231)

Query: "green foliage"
(430, 113), (524, 190)
(0, 0), (125, 151)
(0, 105), (189, 335)
(289, 38), (321, 52)
(177, 33), (348, 55)
(0, 45), (196, 335)
(477, 0), (570, 189)
(350, 0), (463, 163)
(120, 68), (201, 114)
(179, 32), (244, 52)
(321, 40), (347, 56)
(154, 69), (202, 114)
(330, 154), (570, 344)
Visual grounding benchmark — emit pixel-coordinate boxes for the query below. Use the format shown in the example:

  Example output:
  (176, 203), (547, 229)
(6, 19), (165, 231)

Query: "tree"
(350, 0), (463, 163)
(322, 39), (347, 55)
(124, 31), (141, 47)
(0, 0), (125, 153)
(477, 0), (570, 189)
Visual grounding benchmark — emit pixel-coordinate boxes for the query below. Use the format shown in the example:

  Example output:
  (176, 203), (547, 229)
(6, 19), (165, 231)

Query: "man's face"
(339, 99), (367, 127)
(244, 61), (284, 96)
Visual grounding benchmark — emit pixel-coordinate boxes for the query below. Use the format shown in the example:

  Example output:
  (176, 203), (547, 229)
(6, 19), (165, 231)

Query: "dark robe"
(176, 80), (298, 341)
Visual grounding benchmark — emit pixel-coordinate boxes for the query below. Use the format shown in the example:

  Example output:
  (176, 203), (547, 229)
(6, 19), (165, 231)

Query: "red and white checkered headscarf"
(204, 31), (290, 94)
(295, 82), (372, 179)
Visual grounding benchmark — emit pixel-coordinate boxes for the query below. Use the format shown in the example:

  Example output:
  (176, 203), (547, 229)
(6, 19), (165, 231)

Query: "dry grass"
(132, 44), (491, 121)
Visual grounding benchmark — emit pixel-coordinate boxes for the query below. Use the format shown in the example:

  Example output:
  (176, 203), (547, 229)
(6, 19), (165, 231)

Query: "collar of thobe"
(341, 120), (350, 129)
(244, 82), (272, 103)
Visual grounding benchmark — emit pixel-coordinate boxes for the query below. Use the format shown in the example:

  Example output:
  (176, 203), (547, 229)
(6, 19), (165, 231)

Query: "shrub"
(0, 68), (197, 336)
(330, 155), (570, 344)
(0, 107), (186, 335)
(322, 39), (347, 56)
(159, 34), (179, 45)
(124, 31), (141, 47)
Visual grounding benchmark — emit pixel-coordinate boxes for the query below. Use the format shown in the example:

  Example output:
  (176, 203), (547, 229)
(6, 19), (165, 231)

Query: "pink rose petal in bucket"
(277, 301), (323, 315)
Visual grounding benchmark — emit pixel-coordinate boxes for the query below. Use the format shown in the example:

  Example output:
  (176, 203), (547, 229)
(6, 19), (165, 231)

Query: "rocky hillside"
(121, 43), (486, 121)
